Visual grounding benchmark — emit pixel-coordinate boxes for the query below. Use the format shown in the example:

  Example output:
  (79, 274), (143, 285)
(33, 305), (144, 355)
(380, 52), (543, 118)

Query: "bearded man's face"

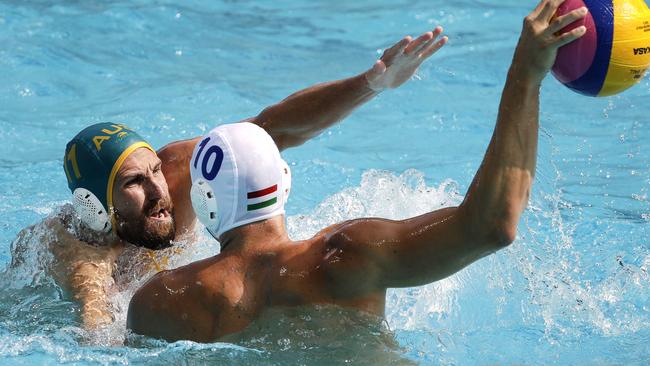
(112, 148), (175, 250)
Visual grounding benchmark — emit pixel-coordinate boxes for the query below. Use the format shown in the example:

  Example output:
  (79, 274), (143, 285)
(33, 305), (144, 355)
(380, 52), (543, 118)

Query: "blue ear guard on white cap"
(189, 122), (291, 239)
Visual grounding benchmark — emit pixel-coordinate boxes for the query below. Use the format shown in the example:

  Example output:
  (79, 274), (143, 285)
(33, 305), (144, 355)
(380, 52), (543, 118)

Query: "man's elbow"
(492, 197), (528, 247)
(463, 196), (524, 250)
(491, 220), (518, 248)
(469, 221), (516, 253)
(466, 211), (519, 250)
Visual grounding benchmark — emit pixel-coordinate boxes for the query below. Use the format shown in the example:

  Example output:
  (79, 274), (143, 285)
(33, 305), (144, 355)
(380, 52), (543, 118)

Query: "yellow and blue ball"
(552, 0), (650, 97)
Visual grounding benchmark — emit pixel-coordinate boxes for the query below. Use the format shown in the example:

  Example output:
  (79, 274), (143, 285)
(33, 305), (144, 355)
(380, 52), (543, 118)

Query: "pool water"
(1, 0), (649, 364)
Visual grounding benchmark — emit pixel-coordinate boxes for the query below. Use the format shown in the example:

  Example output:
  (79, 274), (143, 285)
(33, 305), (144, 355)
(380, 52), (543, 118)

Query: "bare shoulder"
(274, 219), (392, 263)
(322, 217), (400, 251)
(279, 222), (353, 261)
(279, 220), (383, 279)
(129, 255), (221, 308)
(127, 256), (233, 342)
(315, 218), (404, 293)
(157, 137), (201, 166)
(157, 136), (201, 192)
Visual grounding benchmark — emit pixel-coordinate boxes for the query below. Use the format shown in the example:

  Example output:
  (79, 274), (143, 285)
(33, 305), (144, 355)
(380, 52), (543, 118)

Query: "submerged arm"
(48, 220), (120, 329)
(69, 259), (116, 328)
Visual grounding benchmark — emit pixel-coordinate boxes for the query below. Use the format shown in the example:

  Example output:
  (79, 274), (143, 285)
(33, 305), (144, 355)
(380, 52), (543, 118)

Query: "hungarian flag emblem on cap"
(247, 185), (278, 211)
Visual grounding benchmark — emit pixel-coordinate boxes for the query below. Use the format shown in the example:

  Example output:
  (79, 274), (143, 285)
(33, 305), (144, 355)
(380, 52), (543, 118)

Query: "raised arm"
(249, 27), (448, 151)
(157, 29), (447, 232)
(323, 0), (587, 292)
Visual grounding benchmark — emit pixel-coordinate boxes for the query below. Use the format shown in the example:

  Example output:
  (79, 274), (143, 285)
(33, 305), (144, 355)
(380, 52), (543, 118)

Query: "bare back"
(127, 221), (386, 342)
(127, 0), (577, 340)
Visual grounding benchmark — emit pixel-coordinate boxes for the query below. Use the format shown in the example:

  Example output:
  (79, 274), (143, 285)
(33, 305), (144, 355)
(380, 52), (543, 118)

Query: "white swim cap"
(189, 122), (291, 239)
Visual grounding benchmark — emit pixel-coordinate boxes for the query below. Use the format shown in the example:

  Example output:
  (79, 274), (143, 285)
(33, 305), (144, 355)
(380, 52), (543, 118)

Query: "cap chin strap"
(190, 178), (219, 235)
(72, 188), (112, 233)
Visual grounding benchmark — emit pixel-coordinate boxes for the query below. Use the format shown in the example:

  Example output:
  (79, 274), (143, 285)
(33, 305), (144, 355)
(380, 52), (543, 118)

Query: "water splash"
(287, 169), (462, 239)
(1, 169), (649, 364)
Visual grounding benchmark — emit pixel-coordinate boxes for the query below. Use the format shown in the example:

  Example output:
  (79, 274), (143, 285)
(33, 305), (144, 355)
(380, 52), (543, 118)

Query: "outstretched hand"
(365, 27), (448, 92)
(513, 0), (588, 83)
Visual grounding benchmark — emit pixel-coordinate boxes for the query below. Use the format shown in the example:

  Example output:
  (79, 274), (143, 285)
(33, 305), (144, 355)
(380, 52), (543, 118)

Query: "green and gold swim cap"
(64, 122), (155, 231)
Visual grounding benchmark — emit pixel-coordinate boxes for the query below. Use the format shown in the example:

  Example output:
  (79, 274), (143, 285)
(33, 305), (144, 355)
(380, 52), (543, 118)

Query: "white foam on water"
(3, 168), (648, 362)
(0, 332), (129, 365)
(88, 169), (465, 346)
(507, 183), (650, 342)
(287, 169), (462, 239)
(286, 169), (466, 331)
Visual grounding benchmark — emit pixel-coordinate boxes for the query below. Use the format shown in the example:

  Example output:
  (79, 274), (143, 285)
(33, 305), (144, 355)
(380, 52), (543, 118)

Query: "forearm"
(79, 297), (114, 329)
(250, 29), (448, 150)
(70, 261), (115, 329)
(461, 61), (541, 244)
(460, 1), (589, 245)
(252, 73), (379, 150)
(46, 219), (119, 329)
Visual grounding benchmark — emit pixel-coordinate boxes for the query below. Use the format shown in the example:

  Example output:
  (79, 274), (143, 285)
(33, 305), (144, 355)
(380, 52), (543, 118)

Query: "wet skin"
(128, 216), (388, 342)
(127, 0), (589, 342)
(155, 26), (451, 239)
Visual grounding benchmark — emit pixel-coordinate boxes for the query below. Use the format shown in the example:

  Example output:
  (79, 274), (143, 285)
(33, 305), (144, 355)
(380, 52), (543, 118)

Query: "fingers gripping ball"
(552, 0), (650, 97)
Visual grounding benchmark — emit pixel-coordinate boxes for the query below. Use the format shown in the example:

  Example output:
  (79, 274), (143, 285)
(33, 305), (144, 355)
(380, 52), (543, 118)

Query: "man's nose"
(144, 176), (165, 201)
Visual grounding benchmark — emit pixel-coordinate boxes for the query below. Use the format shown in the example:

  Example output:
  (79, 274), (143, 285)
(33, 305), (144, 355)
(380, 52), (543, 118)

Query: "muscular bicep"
(327, 206), (497, 289)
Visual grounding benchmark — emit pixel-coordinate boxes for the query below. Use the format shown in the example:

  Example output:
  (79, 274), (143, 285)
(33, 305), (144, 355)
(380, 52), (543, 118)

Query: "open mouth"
(149, 208), (170, 220)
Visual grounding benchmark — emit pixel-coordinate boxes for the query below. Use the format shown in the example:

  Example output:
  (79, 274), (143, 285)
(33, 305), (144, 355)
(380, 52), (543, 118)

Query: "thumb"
(365, 60), (387, 91)
(370, 60), (387, 77)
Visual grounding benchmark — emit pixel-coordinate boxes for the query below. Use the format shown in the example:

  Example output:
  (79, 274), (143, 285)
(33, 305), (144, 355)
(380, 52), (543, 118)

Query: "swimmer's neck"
(218, 215), (290, 253)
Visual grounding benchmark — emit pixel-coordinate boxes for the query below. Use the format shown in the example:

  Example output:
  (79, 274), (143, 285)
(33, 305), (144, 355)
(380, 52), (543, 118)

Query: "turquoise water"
(1, 0), (649, 364)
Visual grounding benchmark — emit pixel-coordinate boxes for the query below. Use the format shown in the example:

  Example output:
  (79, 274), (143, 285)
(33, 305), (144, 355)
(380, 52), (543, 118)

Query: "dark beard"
(114, 207), (176, 250)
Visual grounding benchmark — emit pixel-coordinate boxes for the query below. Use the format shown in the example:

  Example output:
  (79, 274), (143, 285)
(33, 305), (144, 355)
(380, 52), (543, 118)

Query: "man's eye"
(125, 177), (143, 186)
